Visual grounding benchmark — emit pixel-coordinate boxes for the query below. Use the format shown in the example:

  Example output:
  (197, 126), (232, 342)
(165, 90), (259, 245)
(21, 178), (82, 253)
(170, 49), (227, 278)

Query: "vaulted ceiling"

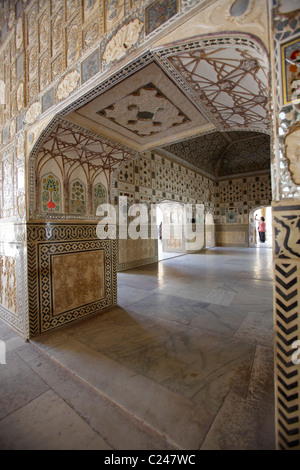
(160, 130), (270, 178)
(65, 36), (271, 179)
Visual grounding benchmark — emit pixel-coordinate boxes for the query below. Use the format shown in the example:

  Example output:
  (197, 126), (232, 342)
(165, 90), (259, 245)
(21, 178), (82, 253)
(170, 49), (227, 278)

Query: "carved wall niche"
(70, 179), (87, 215)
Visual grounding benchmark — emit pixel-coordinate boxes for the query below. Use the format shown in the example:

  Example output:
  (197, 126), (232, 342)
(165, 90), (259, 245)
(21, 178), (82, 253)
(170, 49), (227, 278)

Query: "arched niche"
(93, 182), (107, 216)
(69, 179), (87, 215)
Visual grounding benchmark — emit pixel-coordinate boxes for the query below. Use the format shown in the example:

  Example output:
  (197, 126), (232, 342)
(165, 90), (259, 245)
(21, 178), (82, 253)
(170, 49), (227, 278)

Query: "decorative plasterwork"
(271, 2), (300, 200)
(103, 18), (144, 64)
(24, 101), (41, 124)
(161, 132), (229, 176)
(97, 82), (191, 137)
(284, 126), (300, 185)
(211, 0), (264, 31)
(160, 130), (270, 177)
(163, 41), (269, 133)
(29, 117), (139, 217)
(70, 61), (210, 150)
(56, 70), (80, 101)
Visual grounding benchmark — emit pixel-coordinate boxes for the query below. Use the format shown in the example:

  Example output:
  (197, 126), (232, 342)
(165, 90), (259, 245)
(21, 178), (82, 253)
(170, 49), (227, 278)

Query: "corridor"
(0, 247), (275, 450)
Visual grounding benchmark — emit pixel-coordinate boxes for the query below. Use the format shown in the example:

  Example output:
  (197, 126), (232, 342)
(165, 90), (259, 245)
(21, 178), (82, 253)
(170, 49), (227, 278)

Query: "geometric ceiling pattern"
(71, 62), (209, 150)
(66, 37), (271, 179)
(97, 82), (191, 137)
(167, 46), (269, 133)
(35, 120), (138, 187)
(161, 130), (270, 177)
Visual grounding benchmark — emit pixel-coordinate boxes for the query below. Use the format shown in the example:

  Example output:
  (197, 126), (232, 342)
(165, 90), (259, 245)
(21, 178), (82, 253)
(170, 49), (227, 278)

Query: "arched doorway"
(249, 206), (273, 248)
(205, 210), (215, 248)
(157, 200), (185, 261)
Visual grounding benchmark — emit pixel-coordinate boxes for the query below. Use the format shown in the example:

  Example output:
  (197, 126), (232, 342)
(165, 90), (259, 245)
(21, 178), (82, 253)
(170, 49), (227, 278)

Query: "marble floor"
(0, 247), (275, 450)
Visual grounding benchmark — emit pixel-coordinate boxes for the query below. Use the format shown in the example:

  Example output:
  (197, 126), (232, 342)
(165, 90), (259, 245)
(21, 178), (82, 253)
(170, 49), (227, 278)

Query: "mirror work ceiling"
(67, 39), (270, 179)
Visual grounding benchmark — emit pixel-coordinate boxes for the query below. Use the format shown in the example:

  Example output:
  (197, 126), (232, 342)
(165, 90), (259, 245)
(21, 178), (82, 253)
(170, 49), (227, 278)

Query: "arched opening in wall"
(18, 20), (277, 450)
(26, 117), (138, 337)
(249, 206), (273, 248)
(156, 200), (185, 261)
(205, 211), (215, 248)
(26, 31), (271, 335)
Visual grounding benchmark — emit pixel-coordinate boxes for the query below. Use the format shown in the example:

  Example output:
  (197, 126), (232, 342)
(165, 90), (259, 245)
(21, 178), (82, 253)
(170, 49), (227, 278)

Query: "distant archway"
(205, 210), (215, 248)
(249, 206), (272, 248)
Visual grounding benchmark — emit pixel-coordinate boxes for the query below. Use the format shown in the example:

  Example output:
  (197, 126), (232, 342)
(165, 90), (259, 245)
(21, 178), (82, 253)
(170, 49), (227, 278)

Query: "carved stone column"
(273, 200), (300, 449)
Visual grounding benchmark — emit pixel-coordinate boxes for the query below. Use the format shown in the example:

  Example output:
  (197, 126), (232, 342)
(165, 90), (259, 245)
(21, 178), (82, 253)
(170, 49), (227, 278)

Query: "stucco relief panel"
(285, 127), (300, 186)
(105, 0), (125, 32)
(1, 150), (14, 215)
(39, 10), (50, 54)
(52, 11), (64, 58)
(83, 21), (101, 51)
(56, 70), (80, 101)
(83, 0), (99, 22)
(0, 255), (18, 315)
(66, 0), (80, 19)
(102, 18), (143, 64)
(67, 16), (81, 67)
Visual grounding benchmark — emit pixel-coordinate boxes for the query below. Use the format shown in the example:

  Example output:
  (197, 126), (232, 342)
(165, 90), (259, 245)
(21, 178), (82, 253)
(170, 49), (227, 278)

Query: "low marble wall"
(27, 220), (117, 337)
(117, 238), (158, 271)
(215, 224), (249, 247)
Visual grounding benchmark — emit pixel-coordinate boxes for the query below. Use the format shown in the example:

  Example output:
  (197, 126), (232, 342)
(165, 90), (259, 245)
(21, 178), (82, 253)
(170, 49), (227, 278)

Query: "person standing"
(258, 216), (266, 243)
(159, 222), (162, 240)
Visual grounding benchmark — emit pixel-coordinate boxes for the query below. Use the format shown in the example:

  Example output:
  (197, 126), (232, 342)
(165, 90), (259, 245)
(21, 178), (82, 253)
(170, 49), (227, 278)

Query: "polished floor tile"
(0, 247), (275, 450)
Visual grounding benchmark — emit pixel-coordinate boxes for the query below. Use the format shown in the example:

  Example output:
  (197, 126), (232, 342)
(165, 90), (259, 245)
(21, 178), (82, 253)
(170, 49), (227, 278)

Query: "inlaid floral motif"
(41, 174), (61, 213)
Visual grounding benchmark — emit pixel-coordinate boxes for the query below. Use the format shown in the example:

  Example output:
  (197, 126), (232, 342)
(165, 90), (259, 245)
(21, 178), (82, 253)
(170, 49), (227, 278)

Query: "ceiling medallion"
(97, 82), (191, 137)
(137, 111), (155, 120)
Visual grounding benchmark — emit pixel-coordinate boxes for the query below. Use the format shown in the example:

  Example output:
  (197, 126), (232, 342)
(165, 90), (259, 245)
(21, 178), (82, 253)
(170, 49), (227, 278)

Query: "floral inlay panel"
(70, 179), (86, 214)
(41, 173), (61, 213)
